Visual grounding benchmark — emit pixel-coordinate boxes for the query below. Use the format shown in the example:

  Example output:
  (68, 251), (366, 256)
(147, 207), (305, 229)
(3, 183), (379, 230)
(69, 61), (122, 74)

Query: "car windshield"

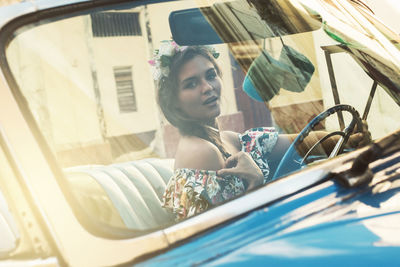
(4, 0), (400, 233)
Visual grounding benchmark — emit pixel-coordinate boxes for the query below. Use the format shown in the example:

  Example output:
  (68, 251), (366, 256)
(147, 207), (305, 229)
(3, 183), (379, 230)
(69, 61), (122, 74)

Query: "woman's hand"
(301, 120), (372, 155)
(347, 120), (372, 148)
(217, 151), (263, 190)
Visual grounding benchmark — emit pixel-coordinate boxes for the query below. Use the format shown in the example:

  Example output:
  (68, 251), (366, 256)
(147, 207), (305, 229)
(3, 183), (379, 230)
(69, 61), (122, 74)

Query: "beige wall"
(7, 17), (103, 152)
(89, 14), (159, 136)
(6, 1), (239, 158)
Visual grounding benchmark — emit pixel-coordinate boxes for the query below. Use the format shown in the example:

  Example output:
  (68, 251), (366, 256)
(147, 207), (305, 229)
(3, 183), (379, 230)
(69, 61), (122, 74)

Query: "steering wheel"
(271, 104), (363, 180)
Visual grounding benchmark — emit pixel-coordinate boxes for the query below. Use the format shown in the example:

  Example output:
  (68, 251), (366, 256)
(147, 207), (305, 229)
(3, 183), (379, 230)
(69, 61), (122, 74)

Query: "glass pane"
(5, 0), (400, 233)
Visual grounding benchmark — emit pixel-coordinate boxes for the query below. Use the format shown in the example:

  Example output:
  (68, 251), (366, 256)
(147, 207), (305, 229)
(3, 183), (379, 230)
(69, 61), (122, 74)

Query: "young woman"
(149, 41), (369, 220)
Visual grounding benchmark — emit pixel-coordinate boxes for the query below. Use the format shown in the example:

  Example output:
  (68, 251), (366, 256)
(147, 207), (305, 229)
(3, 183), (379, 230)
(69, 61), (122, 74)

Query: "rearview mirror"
(170, 0), (322, 45)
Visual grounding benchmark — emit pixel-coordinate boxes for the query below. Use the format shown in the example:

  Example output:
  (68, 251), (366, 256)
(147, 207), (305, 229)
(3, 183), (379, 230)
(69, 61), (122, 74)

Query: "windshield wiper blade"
(335, 129), (400, 187)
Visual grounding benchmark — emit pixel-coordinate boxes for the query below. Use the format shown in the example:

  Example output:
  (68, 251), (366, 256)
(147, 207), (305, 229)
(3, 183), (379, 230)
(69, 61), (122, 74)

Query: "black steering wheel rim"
(272, 104), (363, 180)
(301, 130), (345, 165)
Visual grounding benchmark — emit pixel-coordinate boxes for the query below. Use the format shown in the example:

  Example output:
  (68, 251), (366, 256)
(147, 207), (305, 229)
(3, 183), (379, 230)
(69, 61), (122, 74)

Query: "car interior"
(4, 0), (400, 234)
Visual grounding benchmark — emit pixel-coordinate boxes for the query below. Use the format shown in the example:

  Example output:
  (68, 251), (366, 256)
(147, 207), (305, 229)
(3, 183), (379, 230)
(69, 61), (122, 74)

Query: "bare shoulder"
(174, 136), (225, 171)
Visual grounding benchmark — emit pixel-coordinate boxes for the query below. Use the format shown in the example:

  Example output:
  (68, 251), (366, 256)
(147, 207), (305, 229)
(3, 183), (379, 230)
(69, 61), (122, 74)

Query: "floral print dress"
(162, 127), (278, 220)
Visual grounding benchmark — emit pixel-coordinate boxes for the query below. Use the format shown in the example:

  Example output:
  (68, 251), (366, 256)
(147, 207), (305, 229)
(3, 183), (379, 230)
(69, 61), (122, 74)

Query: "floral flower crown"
(148, 40), (220, 81)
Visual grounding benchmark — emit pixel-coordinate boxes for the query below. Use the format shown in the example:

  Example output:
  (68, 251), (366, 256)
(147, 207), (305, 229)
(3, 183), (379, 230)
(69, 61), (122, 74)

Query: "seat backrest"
(64, 158), (175, 230)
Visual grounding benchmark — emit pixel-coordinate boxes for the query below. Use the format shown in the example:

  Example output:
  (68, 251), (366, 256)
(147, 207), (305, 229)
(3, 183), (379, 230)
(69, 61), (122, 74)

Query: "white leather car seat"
(64, 158), (175, 230)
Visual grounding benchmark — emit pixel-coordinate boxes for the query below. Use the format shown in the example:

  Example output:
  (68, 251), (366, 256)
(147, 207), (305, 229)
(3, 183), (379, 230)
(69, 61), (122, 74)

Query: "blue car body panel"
(142, 155), (400, 266)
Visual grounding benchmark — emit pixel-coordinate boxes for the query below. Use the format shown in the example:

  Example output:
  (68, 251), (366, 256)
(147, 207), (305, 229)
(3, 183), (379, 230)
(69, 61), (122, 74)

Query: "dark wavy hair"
(157, 46), (229, 158)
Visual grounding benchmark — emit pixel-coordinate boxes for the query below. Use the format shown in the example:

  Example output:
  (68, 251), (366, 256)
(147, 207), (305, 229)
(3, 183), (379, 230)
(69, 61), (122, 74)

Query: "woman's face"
(177, 55), (222, 123)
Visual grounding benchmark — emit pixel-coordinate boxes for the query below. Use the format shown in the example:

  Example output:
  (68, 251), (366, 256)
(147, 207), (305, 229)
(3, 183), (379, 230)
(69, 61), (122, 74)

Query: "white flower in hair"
(151, 67), (163, 81)
(148, 40), (219, 81)
(159, 40), (176, 56)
